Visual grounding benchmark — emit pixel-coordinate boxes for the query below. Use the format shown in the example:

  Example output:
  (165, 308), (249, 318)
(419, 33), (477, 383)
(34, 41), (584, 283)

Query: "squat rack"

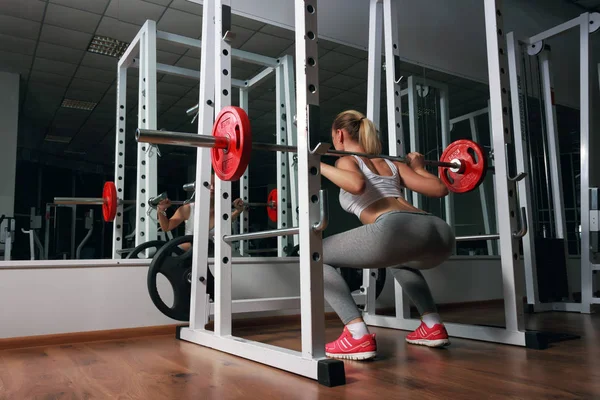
(173, 0), (593, 386)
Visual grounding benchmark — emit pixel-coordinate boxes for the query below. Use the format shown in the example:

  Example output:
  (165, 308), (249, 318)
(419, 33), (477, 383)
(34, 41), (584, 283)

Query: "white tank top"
(338, 156), (405, 218)
(184, 203), (215, 240)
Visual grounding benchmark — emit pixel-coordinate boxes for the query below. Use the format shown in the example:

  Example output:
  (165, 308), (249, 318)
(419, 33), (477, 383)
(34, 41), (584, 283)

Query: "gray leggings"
(323, 211), (455, 324)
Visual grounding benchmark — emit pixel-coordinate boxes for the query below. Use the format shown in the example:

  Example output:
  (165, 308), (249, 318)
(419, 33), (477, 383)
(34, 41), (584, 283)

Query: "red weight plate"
(439, 140), (487, 193)
(211, 106), (252, 181)
(267, 189), (278, 222)
(102, 181), (118, 222)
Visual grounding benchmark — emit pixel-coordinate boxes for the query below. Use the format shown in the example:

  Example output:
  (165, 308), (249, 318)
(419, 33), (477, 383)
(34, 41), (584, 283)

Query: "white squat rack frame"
(405, 75), (454, 228)
(178, 0), (348, 386)
(361, 0), (544, 349)
(113, 20), (299, 259)
(449, 105), (496, 256)
(506, 12), (600, 313)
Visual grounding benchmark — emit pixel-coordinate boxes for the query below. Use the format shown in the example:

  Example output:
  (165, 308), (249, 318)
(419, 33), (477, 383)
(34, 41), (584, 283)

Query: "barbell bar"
(148, 192), (193, 208)
(136, 129), (460, 170)
(245, 201), (276, 208)
(53, 197), (135, 206)
(54, 182), (126, 222)
(136, 106), (489, 193)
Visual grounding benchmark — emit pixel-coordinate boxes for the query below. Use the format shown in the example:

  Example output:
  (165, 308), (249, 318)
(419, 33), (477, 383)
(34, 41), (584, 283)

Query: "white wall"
(0, 71), (19, 218)
(0, 261), (301, 338)
(0, 256), (585, 338)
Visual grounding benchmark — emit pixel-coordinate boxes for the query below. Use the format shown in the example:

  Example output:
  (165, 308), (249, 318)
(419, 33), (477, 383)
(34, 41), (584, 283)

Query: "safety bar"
(455, 207), (528, 242)
(455, 234), (500, 242)
(183, 182), (195, 192)
(223, 227), (300, 243)
(312, 189), (329, 232)
(225, 190), (329, 242)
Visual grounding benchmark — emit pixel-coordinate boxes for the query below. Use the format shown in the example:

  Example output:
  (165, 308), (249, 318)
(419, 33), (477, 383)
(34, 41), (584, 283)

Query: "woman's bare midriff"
(359, 196), (426, 225)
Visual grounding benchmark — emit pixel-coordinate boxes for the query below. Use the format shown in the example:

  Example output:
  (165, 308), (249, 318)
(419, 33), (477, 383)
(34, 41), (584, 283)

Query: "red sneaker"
(406, 322), (450, 347)
(325, 327), (377, 360)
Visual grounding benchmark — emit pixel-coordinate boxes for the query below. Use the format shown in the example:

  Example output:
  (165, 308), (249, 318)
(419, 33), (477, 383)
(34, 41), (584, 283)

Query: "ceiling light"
(87, 35), (129, 58)
(61, 99), (97, 111)
(44, 135), (72, 144)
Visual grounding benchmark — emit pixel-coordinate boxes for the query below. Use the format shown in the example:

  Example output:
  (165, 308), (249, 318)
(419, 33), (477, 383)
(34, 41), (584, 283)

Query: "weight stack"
(534, 238), (570, 303)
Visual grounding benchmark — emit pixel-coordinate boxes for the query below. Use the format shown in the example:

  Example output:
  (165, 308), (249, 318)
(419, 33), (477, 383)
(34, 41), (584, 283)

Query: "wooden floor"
(1, 305), (599, 400)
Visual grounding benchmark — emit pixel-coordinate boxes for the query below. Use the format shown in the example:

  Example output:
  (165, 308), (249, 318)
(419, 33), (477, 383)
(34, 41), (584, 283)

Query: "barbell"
(136, 106), (489, 194)
(55, 183), (192, 223)
(54, 182), (128, 222)
(150, 188), (279, 222)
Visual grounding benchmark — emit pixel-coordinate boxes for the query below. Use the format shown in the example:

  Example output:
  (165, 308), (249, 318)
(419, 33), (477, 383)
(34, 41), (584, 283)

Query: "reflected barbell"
(54, 182), (129, 222)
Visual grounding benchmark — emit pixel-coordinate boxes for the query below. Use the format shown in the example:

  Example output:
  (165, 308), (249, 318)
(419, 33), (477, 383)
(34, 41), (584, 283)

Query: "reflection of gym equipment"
(75, 210), (94, 260)
(147, 235), (197, 321)
(43, 204), (96, 260)
(53, 182), (134, 222)
(0, 215), (15, 261)
(20, 207), (44, 260)
(126, 240), (167, 259)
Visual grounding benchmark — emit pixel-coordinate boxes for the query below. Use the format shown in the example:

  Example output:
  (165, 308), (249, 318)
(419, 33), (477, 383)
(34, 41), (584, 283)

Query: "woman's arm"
(394, 153), (448, 198)
(320, 157), (366, 194)
(231, 198), (244, 221)
(158, 203), (190, 232)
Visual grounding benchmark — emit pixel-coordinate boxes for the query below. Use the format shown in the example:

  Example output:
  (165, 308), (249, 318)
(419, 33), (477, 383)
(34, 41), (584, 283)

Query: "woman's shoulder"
(334, 155), (361, 167)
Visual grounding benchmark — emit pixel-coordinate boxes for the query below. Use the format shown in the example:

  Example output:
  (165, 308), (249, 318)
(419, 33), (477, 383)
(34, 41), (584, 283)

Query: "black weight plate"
(147, 235), (214, 321)
(126, 240), (166, 259)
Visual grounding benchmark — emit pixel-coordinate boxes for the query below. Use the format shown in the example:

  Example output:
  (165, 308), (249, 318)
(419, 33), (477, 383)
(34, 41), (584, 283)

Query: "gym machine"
(506, 12), (600, 313)
(43, 202), (97, 260)
(0, 215), (15, 261)
(21, 207), (44, 260)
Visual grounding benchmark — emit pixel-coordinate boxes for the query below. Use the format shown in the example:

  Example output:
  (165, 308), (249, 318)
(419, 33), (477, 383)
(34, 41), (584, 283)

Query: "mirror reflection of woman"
(157, 175), (244, 251)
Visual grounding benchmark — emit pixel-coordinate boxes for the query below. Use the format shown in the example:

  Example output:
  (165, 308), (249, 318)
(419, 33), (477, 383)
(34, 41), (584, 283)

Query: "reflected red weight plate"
(211, 106), (252, 181)
(267, 189), (278, 222)
(439, 140), (487, 193)
(102, 181), (118, 222)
